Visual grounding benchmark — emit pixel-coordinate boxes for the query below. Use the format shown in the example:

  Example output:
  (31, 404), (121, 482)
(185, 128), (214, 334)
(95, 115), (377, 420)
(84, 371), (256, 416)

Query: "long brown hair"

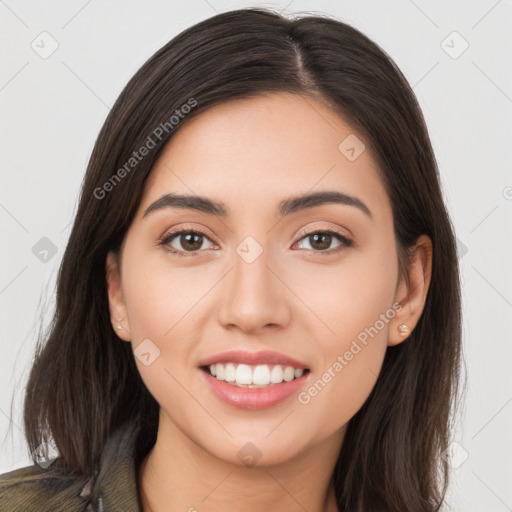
(6, 8), (463, 511)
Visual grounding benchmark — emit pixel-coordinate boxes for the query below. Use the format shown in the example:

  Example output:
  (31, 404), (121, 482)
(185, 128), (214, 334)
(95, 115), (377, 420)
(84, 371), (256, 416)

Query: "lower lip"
(199, 368), (310, 410)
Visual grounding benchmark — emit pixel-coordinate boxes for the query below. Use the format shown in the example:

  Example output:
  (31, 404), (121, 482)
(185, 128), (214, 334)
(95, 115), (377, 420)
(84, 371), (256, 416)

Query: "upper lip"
(198, 350), (309, 369)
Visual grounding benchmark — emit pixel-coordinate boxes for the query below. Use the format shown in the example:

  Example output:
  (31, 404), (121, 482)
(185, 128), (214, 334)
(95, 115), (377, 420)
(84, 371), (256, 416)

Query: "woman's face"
(107, 92), (408, 466)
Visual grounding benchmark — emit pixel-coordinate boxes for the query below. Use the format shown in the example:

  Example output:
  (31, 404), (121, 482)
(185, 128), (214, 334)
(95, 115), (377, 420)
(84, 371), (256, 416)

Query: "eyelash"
(158, 227), (353, 258)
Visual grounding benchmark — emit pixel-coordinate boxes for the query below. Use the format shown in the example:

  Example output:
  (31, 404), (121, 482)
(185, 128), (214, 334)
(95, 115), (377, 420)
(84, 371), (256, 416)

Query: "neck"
(137, 411), (343, 512)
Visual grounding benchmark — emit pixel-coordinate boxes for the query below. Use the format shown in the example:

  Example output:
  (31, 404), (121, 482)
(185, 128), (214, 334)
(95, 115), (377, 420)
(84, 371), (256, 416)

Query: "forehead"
(139, 92), (391, 222)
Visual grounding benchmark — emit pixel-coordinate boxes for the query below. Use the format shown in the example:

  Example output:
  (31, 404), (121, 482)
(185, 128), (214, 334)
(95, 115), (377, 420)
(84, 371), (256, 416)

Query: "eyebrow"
(142, 191), (372, 219)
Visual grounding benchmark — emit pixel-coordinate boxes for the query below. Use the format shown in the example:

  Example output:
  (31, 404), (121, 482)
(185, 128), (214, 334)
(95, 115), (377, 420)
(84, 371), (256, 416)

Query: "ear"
(106, 250), (131, 342)
(388, 234), (433, 346)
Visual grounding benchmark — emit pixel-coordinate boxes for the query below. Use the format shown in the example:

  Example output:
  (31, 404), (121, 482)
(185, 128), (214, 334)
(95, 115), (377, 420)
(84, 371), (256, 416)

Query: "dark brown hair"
(7, 7), (463, 511)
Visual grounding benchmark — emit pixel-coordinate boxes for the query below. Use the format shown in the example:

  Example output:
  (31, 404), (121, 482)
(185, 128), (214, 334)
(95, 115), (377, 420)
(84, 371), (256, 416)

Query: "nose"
(217, 244), (291, 334)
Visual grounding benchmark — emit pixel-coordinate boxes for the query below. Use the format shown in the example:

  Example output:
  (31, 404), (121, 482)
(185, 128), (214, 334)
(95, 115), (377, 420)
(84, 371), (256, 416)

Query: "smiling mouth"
(200, 363), (310, 388)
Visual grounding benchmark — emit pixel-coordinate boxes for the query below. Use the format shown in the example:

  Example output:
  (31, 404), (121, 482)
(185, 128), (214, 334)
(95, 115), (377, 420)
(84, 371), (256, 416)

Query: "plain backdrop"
(1, 1), (511, 510)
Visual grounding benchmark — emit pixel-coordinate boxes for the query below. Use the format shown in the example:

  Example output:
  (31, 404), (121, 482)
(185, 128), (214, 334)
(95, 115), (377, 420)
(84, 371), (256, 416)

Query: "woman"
(0, 7), (463, 511)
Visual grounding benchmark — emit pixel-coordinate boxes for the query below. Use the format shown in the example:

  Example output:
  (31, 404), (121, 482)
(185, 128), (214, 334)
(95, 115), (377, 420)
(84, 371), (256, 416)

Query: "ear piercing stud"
(112, 318), (123, 330)
(398, 324), (409, 335)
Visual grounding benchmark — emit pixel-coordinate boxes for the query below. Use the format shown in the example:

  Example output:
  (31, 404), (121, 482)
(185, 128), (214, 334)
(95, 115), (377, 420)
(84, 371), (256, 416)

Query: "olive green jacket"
(0, 419), (145, 511)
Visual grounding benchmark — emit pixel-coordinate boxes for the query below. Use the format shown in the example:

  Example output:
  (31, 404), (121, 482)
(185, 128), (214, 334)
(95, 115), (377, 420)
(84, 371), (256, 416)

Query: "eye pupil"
(181, 233), (203, 251)
(310, 233), (331, 251)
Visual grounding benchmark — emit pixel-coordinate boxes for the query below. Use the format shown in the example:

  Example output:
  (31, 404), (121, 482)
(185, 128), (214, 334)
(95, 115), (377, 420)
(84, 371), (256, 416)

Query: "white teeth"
(283, 366), (295, 382)
(270, 365), (283, 383)
(253, 365), (271, 385)
(235, 364), (253, 385)
(224, 363), (236, 382)
(206, 363), (306, 387)
(215, 364), (225, 380)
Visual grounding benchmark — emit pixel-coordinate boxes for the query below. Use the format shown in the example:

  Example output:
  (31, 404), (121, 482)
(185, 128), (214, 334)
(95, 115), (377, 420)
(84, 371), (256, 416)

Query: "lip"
(197, 350), (309, 369)
(199, 368), (310, 410)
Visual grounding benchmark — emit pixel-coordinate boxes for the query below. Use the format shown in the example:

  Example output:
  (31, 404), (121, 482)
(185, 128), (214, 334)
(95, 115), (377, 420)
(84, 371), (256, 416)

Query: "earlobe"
(388, 235), (433, 347)
(105, 251), (131, 342)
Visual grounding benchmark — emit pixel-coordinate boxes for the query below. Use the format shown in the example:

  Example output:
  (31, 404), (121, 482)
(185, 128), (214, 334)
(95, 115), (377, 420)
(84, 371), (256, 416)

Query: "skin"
(106, 92), (432, 512)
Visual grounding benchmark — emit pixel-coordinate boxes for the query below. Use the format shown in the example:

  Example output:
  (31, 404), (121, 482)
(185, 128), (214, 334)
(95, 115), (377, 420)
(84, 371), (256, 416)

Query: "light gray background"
(1, 1), (511, 510)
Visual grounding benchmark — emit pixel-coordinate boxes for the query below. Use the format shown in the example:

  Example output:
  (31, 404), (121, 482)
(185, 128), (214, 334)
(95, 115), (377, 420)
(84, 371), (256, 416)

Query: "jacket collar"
(79, 418), (144, 511)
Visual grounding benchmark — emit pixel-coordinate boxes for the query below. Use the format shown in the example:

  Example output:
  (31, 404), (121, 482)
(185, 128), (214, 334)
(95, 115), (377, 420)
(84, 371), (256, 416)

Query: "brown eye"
(295, 229), (353, 255)
(175, 232), (204, 252)
(305, 233), (333, 251)
(159, 230), (215, 256)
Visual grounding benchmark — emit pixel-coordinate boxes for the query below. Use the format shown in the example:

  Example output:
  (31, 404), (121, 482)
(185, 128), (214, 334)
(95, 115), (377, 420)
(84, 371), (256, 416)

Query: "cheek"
(290, 241), (398, 346)
(295, 289), (392, 434)
(293, 243), (397, 422)
(119, 250), (194, 383)
(296, 346), (386, 438)
(122, 262), (199, 419)
(122, 251), (206, 342)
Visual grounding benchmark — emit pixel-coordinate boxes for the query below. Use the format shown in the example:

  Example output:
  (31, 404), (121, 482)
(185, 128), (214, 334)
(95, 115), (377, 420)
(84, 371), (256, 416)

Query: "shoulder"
(0, 463), (90, 512)
(0, 418), (149, 511)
